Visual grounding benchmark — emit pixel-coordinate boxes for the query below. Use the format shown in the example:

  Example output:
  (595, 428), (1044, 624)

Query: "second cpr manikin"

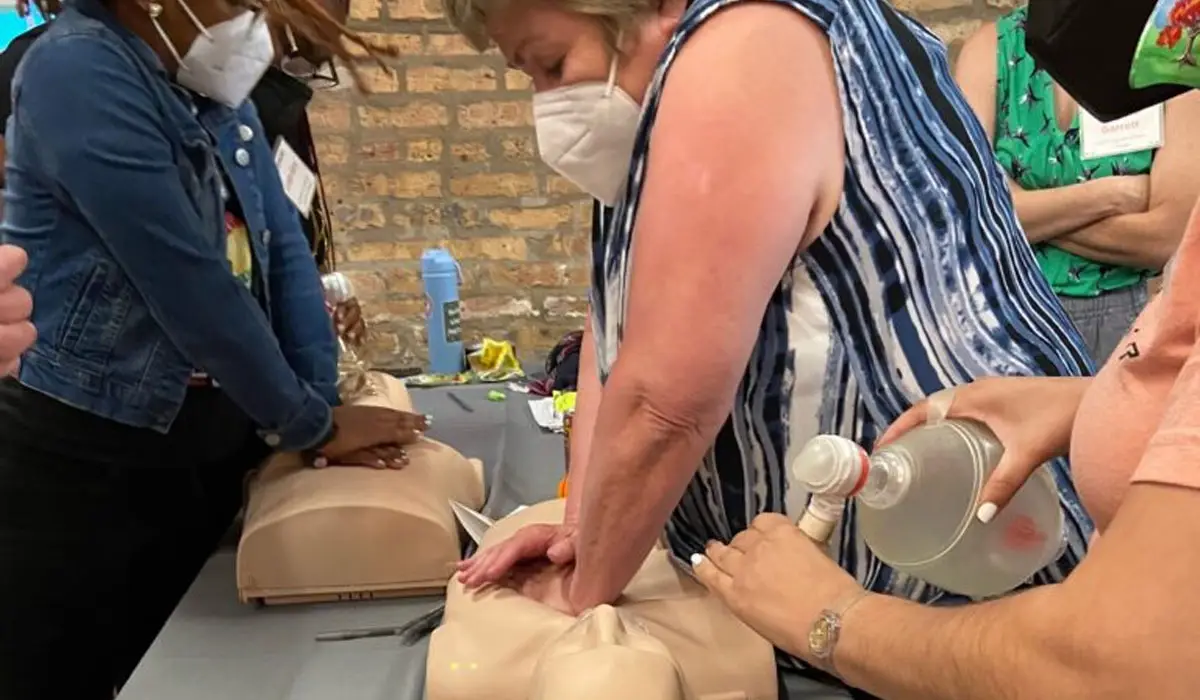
(428, 500), (778, 700)
(237, 373), (485, 604)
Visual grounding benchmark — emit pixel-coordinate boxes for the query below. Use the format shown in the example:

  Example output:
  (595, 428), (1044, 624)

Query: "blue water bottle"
(421, 248), (464, 374)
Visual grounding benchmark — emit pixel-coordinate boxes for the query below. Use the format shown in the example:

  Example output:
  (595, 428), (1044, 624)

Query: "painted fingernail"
(689, 553), (704, 567)
(313, 456), (329, 468)
(976, 502), (998, 524)
(424, 414), (434, 426)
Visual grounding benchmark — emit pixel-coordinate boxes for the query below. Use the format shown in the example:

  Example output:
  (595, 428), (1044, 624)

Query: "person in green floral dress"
(954, 5), (1200, 362)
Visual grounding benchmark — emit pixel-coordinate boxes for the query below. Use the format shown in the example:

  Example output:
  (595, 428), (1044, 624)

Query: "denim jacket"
(2, 0), (338, 451)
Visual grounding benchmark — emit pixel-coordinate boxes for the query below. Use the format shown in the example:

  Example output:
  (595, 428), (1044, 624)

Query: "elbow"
(1144, 237), (1179, 272)
(606, 362), (733, 450)
(1141, 207), (1188, 270)
(1046, 650), (1189, 699)
(1029, 604), (1190, 699)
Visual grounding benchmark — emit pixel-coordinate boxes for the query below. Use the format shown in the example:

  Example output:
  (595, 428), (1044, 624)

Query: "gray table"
(119, 386), (854, 700)
(118, 386), (562, 700)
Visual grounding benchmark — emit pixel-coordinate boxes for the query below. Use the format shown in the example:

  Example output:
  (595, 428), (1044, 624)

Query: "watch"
(807, 590), (869, 669)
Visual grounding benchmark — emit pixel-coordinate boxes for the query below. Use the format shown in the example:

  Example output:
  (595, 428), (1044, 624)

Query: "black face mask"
(248, 67), (315, 149)
(1026, 0), (1189, 121)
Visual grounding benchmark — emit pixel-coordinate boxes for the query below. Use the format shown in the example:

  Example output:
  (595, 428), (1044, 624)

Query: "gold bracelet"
(806, 589), (870, 675)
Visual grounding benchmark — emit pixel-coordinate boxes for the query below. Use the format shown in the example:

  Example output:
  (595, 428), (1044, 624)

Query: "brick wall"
(315, 0), (1022, 370)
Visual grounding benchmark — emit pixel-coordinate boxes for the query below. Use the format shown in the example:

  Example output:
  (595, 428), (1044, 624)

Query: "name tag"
(273, 138), (317, 218)
(1080, 104), (1164, 160)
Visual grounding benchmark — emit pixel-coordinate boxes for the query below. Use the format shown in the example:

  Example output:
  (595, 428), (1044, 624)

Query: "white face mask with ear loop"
(149, 0), (276, 109)
(532, 40), (643, 206)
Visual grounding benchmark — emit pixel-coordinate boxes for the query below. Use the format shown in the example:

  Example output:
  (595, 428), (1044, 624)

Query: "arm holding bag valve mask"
(16, 33), (410, 462)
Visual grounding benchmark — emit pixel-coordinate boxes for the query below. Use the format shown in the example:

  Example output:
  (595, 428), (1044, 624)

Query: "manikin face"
(483, 0), (685, 101)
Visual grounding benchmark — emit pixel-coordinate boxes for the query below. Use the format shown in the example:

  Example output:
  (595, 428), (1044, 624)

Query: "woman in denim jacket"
(0, 0), (411, 696)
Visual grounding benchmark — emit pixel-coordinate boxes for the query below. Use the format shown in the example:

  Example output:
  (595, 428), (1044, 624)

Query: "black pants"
(0, 379), (268, 699)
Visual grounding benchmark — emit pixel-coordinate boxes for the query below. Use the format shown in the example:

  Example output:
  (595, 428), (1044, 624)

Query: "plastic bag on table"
(321, 272), (383, 403)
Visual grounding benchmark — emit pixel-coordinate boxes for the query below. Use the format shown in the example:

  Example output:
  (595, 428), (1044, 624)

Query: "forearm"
(1051, 208), (1178, 270)
(564, 318), (601, 524)
(569, 370), (718, 609)
(1010, 178), (1123, 244)
(835, 588), (1092, 700)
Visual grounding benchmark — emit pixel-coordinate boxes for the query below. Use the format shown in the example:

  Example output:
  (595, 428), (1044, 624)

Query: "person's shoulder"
(958, 20), (999, 67)
(20, 12), (138, 82)
(12, 17), (156, 146)
(15, 18), (149, 119)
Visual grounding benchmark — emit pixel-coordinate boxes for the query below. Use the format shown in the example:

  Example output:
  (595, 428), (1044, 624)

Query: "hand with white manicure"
(0, 245), (36, 378)
(313, 406), (430, 470)
(690, 513), (863, 663)
(876, 377), (1091, 523)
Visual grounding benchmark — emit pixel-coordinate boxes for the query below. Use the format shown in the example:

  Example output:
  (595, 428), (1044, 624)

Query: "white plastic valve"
(791, 435), (870, 544)
(792, 435), (870, 498)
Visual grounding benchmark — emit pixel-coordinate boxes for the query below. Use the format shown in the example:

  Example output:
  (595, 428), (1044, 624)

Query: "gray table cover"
(118, 386), (853, 700)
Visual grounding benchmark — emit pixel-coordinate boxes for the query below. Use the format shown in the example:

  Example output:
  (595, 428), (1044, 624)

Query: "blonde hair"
(443, 0), (651, 52)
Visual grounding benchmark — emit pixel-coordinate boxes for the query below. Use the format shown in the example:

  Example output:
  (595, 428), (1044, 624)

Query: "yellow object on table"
(552, 391), (576, 416)
(467, 338), (522, 380)
(406, 338), (525, 387)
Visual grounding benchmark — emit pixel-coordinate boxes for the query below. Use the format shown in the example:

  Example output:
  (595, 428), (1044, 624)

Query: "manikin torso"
(237, 374), (485, 604)
(427, 500), (778, 700)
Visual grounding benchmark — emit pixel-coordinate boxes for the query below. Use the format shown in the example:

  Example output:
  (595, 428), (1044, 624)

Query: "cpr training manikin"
(238, 274), (486, 603)
(238, 276), (777, 696)
(237, 371), (486, 604)
(427, 500), (779, 700)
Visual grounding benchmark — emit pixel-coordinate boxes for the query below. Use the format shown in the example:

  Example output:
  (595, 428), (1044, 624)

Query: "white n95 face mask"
(533, 49), (642, 206)
(150, 0), (276, 108)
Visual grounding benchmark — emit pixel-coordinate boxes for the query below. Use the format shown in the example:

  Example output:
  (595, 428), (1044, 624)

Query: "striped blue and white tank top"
(591, 0), (1096, 612)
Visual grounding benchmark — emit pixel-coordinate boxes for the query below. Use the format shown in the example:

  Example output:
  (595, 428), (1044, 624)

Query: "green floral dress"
(994, 7), (1155, 297)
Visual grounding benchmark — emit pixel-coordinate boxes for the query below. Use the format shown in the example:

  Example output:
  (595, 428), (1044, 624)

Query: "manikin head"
(443, 0), (688, 204)
(530, 605), (690, 700)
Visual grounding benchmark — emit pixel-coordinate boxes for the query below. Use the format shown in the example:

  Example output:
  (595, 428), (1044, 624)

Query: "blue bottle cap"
(421, 248), (457, 274)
